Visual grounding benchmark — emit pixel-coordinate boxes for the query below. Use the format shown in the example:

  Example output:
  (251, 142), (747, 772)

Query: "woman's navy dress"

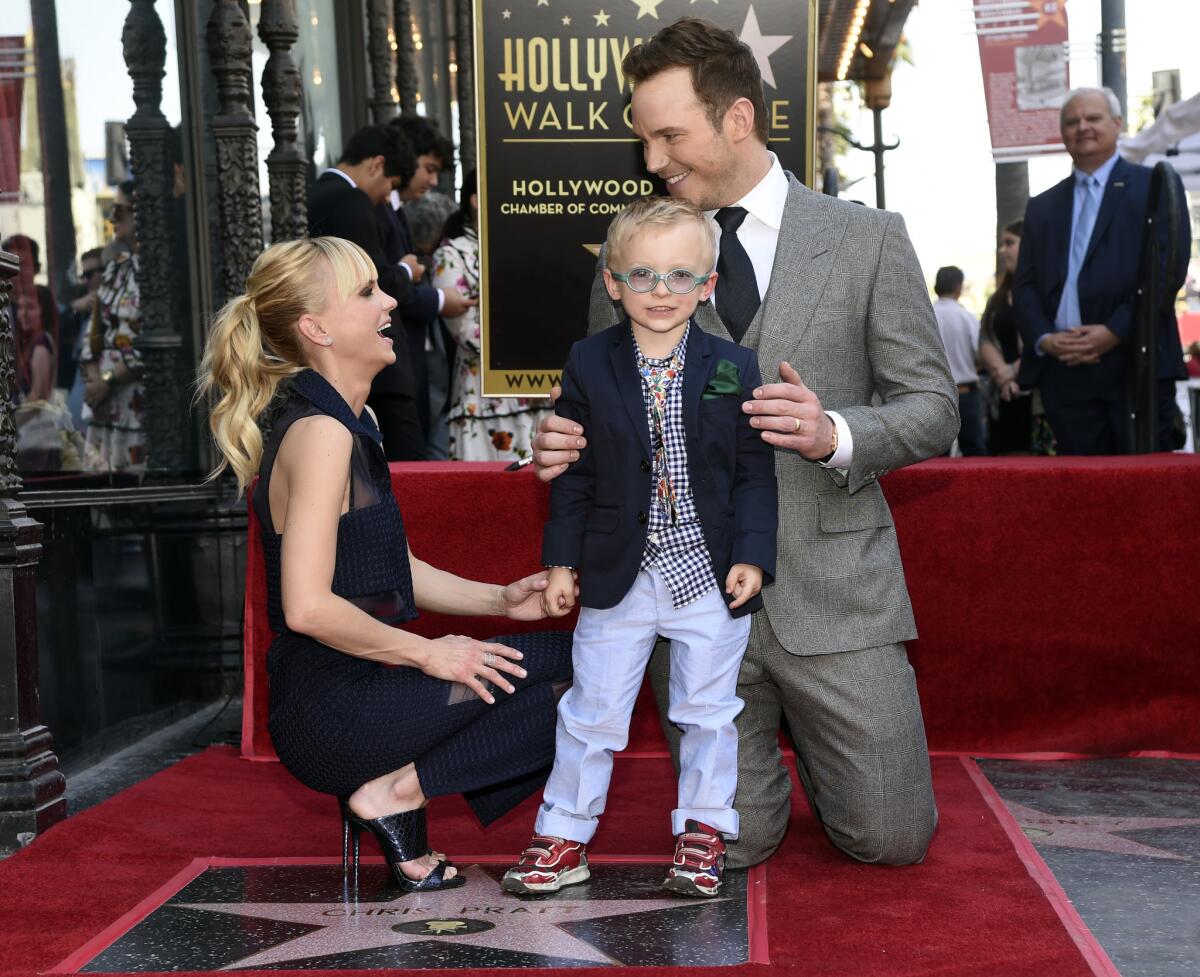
(257, 369), (571, 824)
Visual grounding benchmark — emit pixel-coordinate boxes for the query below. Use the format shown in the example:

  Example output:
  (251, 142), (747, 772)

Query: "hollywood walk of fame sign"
(64, 860), (761, 972)
(474, 0), (816, 396)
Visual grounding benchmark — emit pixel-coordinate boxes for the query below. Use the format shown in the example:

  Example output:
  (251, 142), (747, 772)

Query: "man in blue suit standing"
(1015, 87), (1190, 454)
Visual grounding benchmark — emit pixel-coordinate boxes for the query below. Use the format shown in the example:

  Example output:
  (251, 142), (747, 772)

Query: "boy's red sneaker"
(501, 835), (591, 894)
(662, 820), (726, 897)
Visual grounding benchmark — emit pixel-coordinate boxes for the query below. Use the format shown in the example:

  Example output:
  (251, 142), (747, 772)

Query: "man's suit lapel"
(608, 324), (653, 458)
(1083, 157), (1130, 269)
(393, 204), (413, 254)
(752, 177), (843, 369)
(681, 323), (712, 442)
(1049, 176), (1074, 292)
(694, 300), (730, 341)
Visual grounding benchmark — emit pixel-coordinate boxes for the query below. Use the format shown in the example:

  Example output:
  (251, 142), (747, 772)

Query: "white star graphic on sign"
(562, 15), (571, 25)
(178, 865), (720, 969)
(594, 9), (611, 25)
(629, 0), (664, 20)
(502, 8), (512, 18)
(537, 0), (549, 6)
(738, 5), (792, 90)
(1009, 803), (1200, 861)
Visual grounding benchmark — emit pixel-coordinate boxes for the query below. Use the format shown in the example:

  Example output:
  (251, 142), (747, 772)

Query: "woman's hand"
(83, 377), (111, 408)
(421, 635), (527, 704)
(499, 570), (554, 621)
(541, 567), (577, 618)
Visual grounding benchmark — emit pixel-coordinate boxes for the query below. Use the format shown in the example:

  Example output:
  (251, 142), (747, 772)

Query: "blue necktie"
(1055, 175), (1100, 329)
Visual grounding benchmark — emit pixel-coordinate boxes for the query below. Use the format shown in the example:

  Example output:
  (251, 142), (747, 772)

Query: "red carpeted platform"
(243, 456), (1200, 760)
(0, 747), (1106, 977)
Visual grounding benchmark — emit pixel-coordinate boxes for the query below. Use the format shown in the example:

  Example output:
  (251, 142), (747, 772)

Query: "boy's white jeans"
(535, 566), (750, 843)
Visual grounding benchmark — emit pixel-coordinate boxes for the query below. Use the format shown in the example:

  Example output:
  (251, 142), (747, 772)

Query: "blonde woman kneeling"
(199, 237), (572, 891)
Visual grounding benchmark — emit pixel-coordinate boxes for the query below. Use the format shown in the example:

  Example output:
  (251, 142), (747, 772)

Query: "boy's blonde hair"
(605, 196), (715, 270)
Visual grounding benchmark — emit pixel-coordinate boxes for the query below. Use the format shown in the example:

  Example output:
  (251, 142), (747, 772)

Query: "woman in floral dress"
(80, 182), (146, 473)
(432, 170), (550, 462)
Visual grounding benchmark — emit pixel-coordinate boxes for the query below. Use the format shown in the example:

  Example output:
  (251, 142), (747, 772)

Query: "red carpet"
(243, 457), (1200, 761)
(0, 748), (1101, 976)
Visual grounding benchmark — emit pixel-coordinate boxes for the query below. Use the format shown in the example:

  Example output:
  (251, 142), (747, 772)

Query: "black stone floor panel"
(981, 757), (1200, 977)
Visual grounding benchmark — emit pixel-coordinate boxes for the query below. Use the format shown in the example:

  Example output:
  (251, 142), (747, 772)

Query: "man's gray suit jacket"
(588, 178), (958, 656)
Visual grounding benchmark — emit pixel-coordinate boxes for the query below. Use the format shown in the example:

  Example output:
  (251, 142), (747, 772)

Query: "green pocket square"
(702, 359), (743, 399)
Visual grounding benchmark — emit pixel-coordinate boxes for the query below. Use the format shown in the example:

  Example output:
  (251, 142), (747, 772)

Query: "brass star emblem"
(424, 919), (470, 934)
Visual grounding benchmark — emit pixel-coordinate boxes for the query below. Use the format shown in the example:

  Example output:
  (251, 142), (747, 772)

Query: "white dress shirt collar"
(719, 151), (788, 231)
(325, 166), (357, 189)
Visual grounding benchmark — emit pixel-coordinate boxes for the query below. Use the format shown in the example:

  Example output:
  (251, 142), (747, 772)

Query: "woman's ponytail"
(198, 292), (300, 494)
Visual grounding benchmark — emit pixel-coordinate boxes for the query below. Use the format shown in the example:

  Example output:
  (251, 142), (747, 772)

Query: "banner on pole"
(0, 37), (27, 203)
(973, 0), (1070, 163)
(474, 0), (815, 397)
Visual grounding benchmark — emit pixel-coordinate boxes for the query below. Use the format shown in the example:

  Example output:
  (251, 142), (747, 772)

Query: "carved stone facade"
(454, 0), (475, 172)
(121, 0), (188, 472)
(207, 0), (265, 302)
(394, 0), (419, 117)
(0, 249), (66, 854)
(259, 0), (307, 243)
(367, 0), (398, 125)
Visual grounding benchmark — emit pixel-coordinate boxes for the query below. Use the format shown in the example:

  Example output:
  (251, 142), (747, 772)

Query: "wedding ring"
(792, 416), (802, 433)
(482, 652), (496, 667)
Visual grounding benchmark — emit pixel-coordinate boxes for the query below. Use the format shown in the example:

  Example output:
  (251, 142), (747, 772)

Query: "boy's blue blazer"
(542, 319), (778, 618)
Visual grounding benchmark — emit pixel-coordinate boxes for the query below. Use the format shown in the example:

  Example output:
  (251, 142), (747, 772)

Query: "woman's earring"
(323, 337), (333, 346)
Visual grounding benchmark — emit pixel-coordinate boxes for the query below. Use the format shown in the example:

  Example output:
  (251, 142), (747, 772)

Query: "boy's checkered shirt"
(633, 323), (719, 608)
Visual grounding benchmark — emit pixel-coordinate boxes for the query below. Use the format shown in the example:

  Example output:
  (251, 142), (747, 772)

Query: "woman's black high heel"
(338, 798), (465, 892)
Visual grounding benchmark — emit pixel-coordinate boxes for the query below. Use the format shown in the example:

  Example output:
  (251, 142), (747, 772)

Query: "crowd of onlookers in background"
(305, 115), (550, 465)
(7, 87), (1195, 472)
(6, 177), (145, 474)
(4, 113), (550, 475)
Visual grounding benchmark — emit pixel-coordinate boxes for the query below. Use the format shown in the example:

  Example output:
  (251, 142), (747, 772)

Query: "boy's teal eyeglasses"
(610, 267), (713, 294)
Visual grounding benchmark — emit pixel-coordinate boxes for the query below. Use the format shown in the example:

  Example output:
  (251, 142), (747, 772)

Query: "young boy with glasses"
(502, 197), (777, 898)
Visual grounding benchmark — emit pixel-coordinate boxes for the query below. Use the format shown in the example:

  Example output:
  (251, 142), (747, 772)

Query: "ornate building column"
(122, 0), (187, 471)
(206, 0), (264, 303)
(0, 249), (66, 855)
(393, 0), (419, 117)
(367, 0), (398, 125)
(454, 0), (475, 173)
(258, 0), (307, 242)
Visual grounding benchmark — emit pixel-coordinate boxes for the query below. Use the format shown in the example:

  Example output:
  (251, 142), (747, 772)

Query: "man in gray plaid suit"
(534, 18), (958, 869)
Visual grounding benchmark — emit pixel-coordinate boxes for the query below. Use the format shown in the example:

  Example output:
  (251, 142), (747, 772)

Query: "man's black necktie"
(714, 206), (760, 343)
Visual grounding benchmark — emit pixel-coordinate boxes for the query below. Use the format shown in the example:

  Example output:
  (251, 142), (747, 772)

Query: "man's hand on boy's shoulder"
(725, 564), (763, 609)
(533, 386), (588, 482)
(541, 566), (578, 617)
